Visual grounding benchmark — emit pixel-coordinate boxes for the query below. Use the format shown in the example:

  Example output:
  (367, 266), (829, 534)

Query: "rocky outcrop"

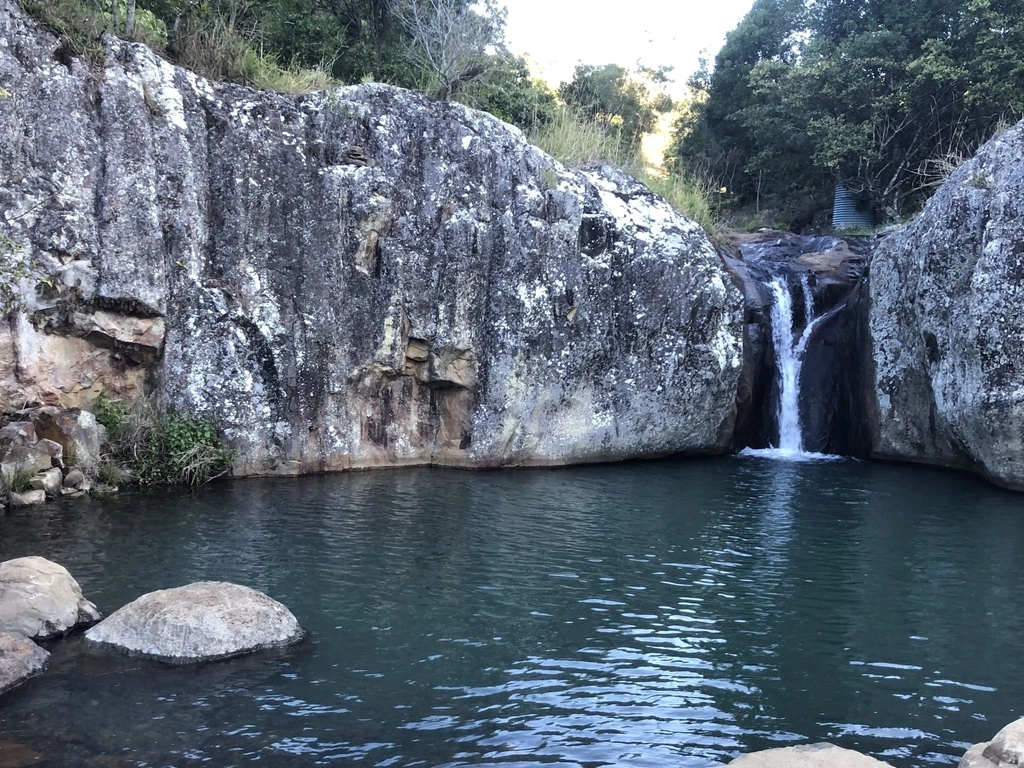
(0, 410), (94, 505)
(0, 632), (48, 694)
(867, 119), (1024, 488)
(0, 0), (743, 475)
(725, 743), (891, 768)
(0, 556), (101, 638)
(959, 719), (1024, 768)
(85, 582), (304, 663)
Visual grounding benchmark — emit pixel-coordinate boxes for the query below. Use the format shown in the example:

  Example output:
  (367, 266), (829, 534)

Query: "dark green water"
(0, 457), (1022, 767)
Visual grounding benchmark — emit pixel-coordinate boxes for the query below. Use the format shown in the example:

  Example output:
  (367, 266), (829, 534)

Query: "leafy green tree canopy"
(558, 63), (670, 153)
(670, 0), (1024, 219)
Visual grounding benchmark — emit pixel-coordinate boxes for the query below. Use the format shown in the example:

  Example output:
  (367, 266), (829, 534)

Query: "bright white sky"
(501, 0), (755, 97)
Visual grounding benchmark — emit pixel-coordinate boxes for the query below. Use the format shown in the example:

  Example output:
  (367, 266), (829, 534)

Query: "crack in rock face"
(0, 0), (744, 474)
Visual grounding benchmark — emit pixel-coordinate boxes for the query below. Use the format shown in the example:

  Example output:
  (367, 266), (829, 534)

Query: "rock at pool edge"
(0, 556), (102, 639)
(84, 581), (304, 663)
(0, 632), (49, 695)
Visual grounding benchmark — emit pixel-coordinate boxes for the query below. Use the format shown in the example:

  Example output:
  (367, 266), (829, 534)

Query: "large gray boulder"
(0, 556), (101, 638)
(726, 743), (891, 768)
(868, 119), (1024, 488)
(0, 632), (49, 694)
(0, 0), (743, 475)
(85, 582), (304, 663)
(959, 719), (1024, 768)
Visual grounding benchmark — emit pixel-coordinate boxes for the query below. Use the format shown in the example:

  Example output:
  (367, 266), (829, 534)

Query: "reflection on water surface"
(0, 457), (1021, 767)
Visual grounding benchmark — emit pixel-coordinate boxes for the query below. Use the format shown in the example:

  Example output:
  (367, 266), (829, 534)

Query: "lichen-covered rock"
(959, 719), (1024, 768)
(0, 556), (101, 638)
(0, 632), (48, 695)
(0, 0), (743, 474)
(868, 119), (1024, 488)
(726, 743), (891, 768)
(85, 582), (304, 663)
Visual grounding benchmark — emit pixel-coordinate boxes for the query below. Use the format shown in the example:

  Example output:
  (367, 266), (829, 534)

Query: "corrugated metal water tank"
(832, 183), (875, 230)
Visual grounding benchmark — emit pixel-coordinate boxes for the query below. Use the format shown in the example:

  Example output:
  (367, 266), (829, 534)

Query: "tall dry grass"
(529, 107), (718, 234)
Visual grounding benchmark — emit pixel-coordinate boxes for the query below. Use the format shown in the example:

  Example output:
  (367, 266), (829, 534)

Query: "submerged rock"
(868, 119), (1024, 488)
(726, 743), (891, 768)
(0, 632), (48, 695)
(0, 556), (101, 638)
(85, 582), (304, 663)
(0, 0), (743, 474)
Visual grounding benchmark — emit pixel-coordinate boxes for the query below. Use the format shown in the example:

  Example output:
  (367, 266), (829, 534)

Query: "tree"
(669, 0), (1024, 218)
(558, 64), (664, 153)
(396, 0), (505, 100)
(468, 53), (556, 130)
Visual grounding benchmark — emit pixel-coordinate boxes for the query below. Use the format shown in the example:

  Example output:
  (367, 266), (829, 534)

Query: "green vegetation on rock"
(94, 395), (233, 486)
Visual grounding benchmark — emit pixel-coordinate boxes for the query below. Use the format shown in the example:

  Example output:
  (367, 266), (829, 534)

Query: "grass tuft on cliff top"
(530, 107), (717, 235)
(21, 0), (333, 93)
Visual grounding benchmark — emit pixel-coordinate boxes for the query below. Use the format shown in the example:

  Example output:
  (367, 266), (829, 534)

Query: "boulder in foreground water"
(959, 719), (1024, 768)
(85, 582), (304, 663)
(726, 743), (892, 768)
(0, 556), (101, 639)
(0, 632), (49, 695)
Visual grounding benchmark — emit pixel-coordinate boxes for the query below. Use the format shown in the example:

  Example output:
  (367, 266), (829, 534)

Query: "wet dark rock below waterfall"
(725, 234), (874, 457)
(0, 459), (1021, 766)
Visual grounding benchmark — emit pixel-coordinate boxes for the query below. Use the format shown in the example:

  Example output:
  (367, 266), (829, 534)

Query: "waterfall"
(733, 234), (869, 462)
(742, 276), (840, 462)
(769, 279), (804, 452)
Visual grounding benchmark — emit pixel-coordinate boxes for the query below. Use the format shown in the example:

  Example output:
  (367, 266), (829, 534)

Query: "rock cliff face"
(0, 1), (743, 474)
(868, 120), (1024, 488)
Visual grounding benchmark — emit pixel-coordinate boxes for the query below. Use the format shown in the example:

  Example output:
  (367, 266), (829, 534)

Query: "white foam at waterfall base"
(740, 277), (844, 463)
(739, 445), (844, 462)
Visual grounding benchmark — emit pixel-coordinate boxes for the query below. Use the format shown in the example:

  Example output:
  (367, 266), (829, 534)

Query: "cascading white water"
(769, 279), (804, 452)
(742, 276), (841, 461)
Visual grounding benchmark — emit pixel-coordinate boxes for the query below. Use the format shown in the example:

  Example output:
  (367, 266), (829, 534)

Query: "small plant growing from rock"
(0, 466), (37, 507)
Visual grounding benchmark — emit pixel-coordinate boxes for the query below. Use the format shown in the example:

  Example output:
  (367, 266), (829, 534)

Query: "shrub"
(23, 0), (332, 94)
(94, 394), (234, 486)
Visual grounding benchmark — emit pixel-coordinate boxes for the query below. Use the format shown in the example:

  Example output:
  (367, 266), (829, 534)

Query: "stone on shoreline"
(85, 581), (304, 663)
(8, 490), (45, 507)
(28, 467), (62, 499)
(0, 556), (101, 639)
